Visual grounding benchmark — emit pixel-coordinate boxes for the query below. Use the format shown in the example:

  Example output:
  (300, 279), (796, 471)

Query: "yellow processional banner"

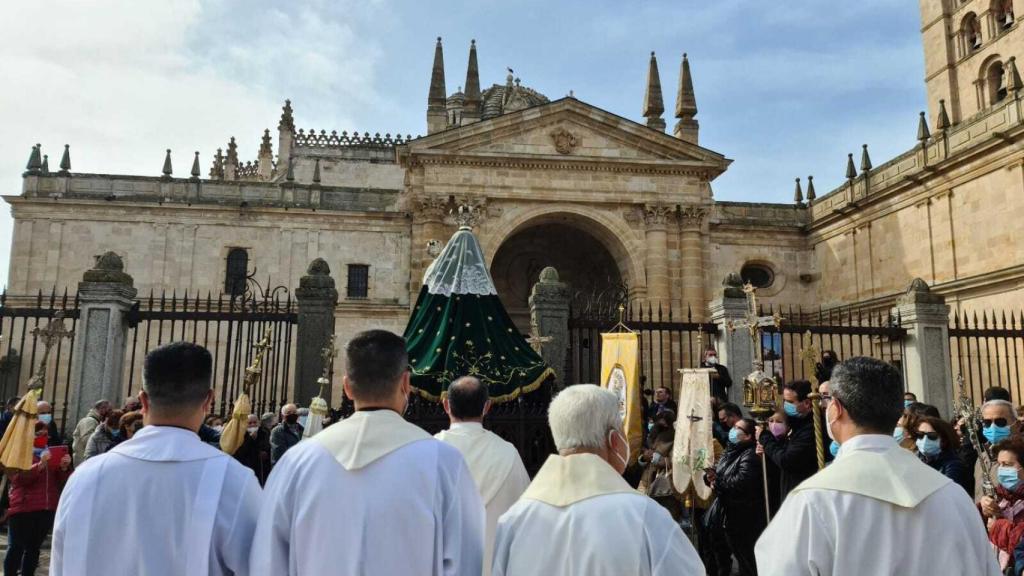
(599, 332), (642, 466)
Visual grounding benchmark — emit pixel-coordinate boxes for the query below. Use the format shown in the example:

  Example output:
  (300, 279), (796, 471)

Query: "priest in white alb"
(250, 329), (485, 575)
(436, 376), (530, 575)
(755, 357), (1000, 576)
(491, 384), (704, 576)
(51, 342), (262, 575)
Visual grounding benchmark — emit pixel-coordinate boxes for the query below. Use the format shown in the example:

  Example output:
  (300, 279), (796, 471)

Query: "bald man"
(436, 376), (529, 576)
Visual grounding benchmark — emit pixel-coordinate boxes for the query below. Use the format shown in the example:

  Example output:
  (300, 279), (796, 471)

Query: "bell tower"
(919, 0), (1019, 128)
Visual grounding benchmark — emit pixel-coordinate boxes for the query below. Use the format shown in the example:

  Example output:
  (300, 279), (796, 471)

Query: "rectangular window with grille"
(347, 264), (369, 299)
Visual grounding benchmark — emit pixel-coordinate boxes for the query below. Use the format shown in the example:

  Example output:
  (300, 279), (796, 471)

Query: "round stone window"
(741, 263), (774, 289)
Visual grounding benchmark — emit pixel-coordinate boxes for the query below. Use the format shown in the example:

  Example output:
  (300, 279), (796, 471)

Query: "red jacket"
(7, 458), (70, 515)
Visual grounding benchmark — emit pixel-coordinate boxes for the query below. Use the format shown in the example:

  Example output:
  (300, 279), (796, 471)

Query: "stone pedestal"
(69, 253), (137, 427)
(708, 274), (751, 407)
(892, 279), (953, 418)
(295, 258), (339, 406)
(529, 267), (570, 389)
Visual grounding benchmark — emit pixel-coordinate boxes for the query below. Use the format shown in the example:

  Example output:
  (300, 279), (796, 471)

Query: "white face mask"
(247, 426), (258, 435)
(825, 400), (838, 440)
(608, 429), (630, 470)
(707, 356), (718, 365)
(213, 425), (224, 433)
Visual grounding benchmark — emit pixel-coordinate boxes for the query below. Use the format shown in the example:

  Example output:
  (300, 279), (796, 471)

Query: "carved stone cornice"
(678, 205), (708, 230)
(642, 204), (675, 229)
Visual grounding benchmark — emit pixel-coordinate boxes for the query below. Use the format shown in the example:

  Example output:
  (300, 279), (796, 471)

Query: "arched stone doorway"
(489, 213), (632, 330)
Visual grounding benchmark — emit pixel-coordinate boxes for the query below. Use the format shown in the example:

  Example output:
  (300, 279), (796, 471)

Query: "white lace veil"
(422, 226), (498, 296)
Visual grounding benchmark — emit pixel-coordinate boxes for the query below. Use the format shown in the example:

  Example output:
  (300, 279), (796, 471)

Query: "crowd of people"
(630, 349), (1024, 575)
(0, 330), (1015, 574)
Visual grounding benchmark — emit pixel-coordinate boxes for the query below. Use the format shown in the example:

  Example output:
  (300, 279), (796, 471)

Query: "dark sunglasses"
(983, 418), (1010, 428)
(917, 431), (939, 441)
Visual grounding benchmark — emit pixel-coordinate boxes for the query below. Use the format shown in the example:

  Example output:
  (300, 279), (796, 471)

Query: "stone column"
(708, 273), (750, 407)
(294, 258), (339, 406)
(679, 205), (708, 320)
(642, 204), (673, 307)
(529, 267), (570, 389)
(69, 252), (137, 427)
(410, 196), (449, 299)
(892, 278), (953, 418)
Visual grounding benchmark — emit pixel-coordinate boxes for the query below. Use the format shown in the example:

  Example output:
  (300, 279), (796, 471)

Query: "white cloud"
(0, 0), (387, 289)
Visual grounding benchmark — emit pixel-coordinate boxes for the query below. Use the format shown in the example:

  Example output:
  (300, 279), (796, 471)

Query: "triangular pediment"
(399, 98), (731, 176)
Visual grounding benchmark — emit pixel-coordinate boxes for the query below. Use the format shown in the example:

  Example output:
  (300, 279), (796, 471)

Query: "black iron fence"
(0, 290), (80, 436)
(950, 310), (1024, 403)
(125, 291), (298, 417)
(759, 306), (907, 385)
(568, 303), (718, 394)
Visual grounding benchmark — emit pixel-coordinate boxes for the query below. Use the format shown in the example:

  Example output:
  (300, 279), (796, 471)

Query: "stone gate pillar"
(892, 278), (953, 418)
(69, 252), (137, 427)
(294, 258), (339, 406)
(529, 267), (570, 389)
(708, 273), (750, 407)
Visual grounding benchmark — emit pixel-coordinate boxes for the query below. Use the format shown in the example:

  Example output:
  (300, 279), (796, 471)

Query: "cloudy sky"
(0, 0), (925, 288)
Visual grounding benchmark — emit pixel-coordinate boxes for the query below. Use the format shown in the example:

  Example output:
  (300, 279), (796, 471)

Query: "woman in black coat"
(914, 415), (972, 495)
(708, 417), (766, 576)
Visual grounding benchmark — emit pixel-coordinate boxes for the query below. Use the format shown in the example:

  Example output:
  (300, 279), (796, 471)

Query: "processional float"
(403, 205), (553, 403)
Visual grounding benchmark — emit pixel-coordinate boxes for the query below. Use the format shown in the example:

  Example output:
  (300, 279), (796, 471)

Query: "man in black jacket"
(757, 380), (819, 504)
(703, 349), (732, 401)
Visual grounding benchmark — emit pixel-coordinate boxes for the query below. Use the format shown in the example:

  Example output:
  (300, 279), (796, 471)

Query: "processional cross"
(799, 331), (820, 386)
(318, 335), (338, 395)
(28, 312), (74, 390)
(243, 328), (274, 390)
(726, 283), (782, 370)
(525, 319), (552, 354)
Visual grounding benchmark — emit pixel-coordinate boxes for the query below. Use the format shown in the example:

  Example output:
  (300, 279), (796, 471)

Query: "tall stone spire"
(225, 137), (238, 181)
(793, 177), (804, 205)
(860, 144), (872, 172)
(190, 151), (201, 181)
(674, 53), (699, 144)
(278, 99), (295, 168)
(258, 128), (274, 180)
(643, 52), (666, 132)
(806, 175), (817, 205)
(427, 37), (447, 134)
(462, 40), (482, 125)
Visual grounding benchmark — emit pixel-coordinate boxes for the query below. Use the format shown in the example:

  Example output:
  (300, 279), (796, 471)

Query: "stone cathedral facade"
(7, 1), (1024, 362)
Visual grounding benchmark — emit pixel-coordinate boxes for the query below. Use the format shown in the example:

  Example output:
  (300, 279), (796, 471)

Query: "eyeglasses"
(983, 418), (1010, 428)
(917, 431), (939, 441)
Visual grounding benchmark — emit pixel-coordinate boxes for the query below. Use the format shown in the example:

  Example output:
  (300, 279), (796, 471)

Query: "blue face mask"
(999, 466), (1021, 491)
(893, 426), (905, 443)
(916, 435), (941, 457)
(984, 424), (1012, 445)
(728, 428), (742, 445)
(904, 400), (913, 408)
(829, 440), (840, 458)
(110, 429), (121, 439)
(38, 414), (52, 425)
(784, 401), (800, 418)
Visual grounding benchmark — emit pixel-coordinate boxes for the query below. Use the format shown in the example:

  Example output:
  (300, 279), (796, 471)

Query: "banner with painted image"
(599, 332), (642, 466)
